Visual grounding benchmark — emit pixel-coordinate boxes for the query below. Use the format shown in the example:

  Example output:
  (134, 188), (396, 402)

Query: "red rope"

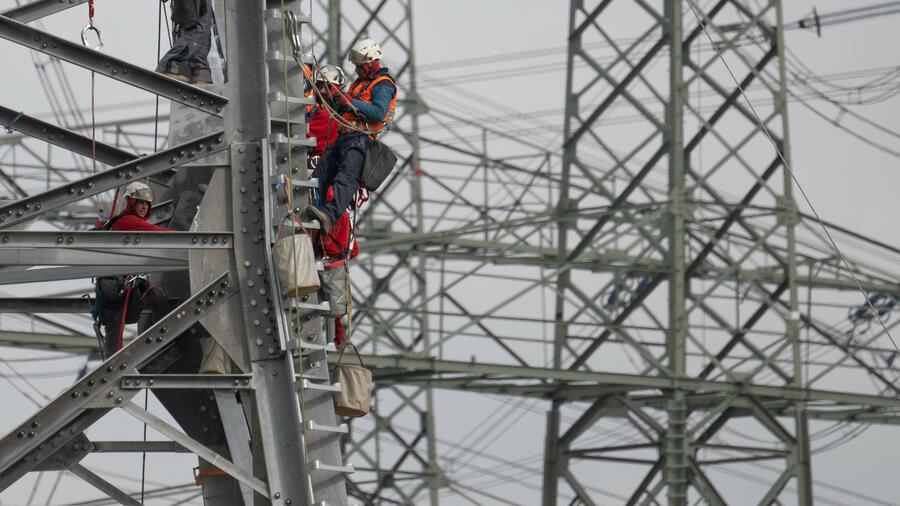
(88, 0), (95, 23)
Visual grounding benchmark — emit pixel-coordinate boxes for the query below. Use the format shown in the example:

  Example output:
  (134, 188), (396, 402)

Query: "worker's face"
(133, 199), (150, 218)
(355, 60), (380, 79)
(316, 81), (331, 99)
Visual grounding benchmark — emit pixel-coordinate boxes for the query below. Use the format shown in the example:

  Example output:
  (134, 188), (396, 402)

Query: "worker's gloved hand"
(331, 87), (353, 107)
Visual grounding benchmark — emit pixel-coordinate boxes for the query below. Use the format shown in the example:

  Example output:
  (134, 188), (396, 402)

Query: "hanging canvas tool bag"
(360, 139), (398, 191)
(274, 220), (320, 297)
(332, 343), (372, 417)
(321, 264), (349, 316)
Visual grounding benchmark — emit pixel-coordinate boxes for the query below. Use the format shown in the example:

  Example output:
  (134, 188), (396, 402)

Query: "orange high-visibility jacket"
(340, 75), (397, 134)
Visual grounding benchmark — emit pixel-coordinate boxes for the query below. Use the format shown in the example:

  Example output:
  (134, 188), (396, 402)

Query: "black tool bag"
(93, 276), (143, 326)
(361, 139), (397, 192)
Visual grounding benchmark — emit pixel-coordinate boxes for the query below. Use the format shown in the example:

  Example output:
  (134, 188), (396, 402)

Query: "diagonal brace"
(0, 131), (226, 229)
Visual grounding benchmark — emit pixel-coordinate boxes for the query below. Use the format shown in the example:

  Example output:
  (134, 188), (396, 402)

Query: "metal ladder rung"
(299, 341), (337, 352)
(301, 379), (342, 392)
(265, 49), (313, 65)
(305, 420), (348, 434)
(271, 175), (319, 189)
(268, 91), (315, 107)
(286, 301), (331, 312)
(309, 460), (354, 474)
(264, 8), (311, 23)
(268, 133), (316, 147)
(270, 218), (322, 232)
(291, 178), (319, 188)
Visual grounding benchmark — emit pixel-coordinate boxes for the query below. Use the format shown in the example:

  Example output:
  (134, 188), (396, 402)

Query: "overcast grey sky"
(1, 1), (899, 505)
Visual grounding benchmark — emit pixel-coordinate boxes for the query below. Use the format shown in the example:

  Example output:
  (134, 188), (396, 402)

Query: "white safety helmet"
(348, 38), (382, 65)
(124, 181), (154, 203)
(315, 65), (347, 88)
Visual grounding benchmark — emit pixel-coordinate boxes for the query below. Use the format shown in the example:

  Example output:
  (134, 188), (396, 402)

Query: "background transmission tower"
(0, 0), (899, 505)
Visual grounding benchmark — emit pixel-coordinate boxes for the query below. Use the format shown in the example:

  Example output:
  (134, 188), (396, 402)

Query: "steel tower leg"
(773, 2), (813, 504)
(664, 2), (688, 505)
(542, 0), (580, 503)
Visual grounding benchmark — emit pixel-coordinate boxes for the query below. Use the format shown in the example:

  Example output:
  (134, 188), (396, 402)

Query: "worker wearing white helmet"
(306, 39), (397, 233)
(106, 182), (173, 232)
(93, 181), (174, 358)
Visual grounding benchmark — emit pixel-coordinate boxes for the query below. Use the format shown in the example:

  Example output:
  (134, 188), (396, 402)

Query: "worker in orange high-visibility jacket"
(306, 39), (397, 234)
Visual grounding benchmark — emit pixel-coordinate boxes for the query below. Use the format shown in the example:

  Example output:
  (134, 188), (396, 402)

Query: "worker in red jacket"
(308, 66), (359, 348)
(93, 182), (173, 358)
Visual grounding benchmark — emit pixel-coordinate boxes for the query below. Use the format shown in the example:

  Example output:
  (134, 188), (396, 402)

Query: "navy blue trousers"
(315, 133), (369, 223)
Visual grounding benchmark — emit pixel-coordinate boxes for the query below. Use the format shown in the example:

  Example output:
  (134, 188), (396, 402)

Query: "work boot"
(305, 206), (333, 234)
(191, 67), (212, 85)
(156, 61), (190, 83)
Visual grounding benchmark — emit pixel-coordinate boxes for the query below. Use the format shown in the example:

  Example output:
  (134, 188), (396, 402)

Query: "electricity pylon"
(1, 0), (899, 505)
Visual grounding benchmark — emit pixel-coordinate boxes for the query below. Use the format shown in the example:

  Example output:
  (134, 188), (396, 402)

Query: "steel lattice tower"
(0, 1), (899, 505)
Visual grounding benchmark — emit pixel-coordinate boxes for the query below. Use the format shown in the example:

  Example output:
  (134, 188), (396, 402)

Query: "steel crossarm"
(0, 298), (93, 313)
(0, 0), (88, 23)
(0, 15), (227, 116)
(0, 131), (225, 229)
(0, 271), (236, 489)
(0, 105), (137, 166)
(0, 231), (232, 249)
(0, 265), (187, 285)
(350, 355), (900, 410)
(0, 248), (188, 267)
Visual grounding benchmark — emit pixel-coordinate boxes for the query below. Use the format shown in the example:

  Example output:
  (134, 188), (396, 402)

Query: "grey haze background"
(0, 0), (898, 504)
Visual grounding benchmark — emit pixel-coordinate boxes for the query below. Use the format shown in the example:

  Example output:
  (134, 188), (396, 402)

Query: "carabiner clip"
(285, 11), (303, 59)
(80, 24), (104, 50)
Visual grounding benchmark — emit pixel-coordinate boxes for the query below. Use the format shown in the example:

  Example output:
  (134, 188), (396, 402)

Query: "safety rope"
(298, 59), (385, 136)
(141, 2), (168, 500)
(87, 1), (97, 176)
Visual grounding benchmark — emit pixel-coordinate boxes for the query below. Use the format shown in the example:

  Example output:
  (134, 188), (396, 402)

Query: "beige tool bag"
(332, 343), (372, 417)
(274, 220), (320, 298)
